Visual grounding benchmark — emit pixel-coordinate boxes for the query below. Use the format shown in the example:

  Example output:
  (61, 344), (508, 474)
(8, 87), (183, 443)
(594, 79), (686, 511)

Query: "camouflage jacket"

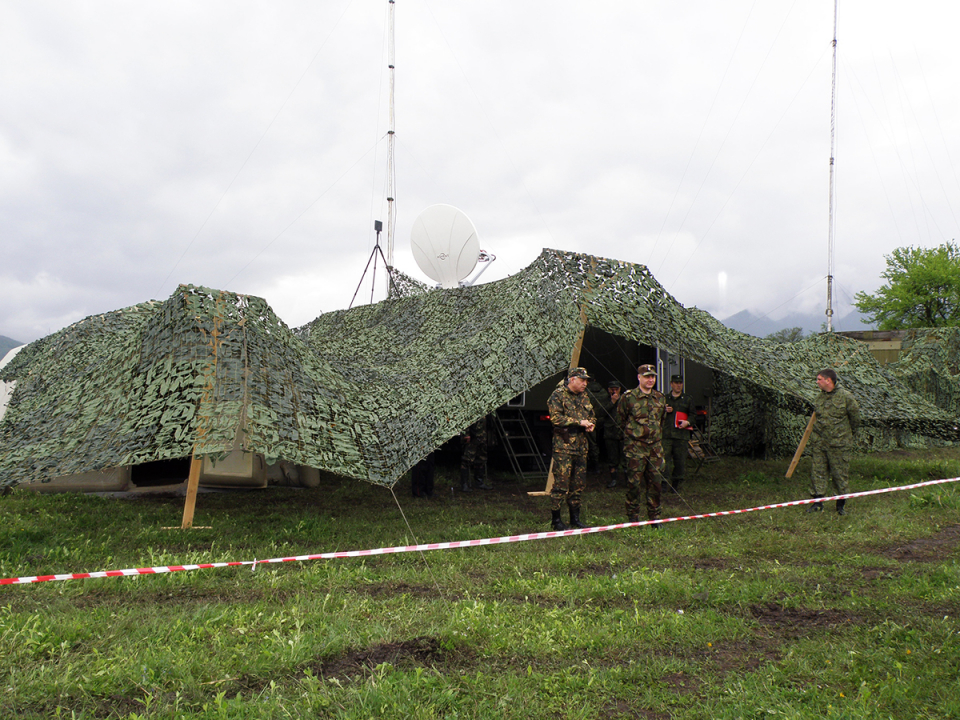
(618, 388), (665, 456)
(812, 385), (860, 448)
(547, 382), (596, 456)
(662, 391), (694, 440)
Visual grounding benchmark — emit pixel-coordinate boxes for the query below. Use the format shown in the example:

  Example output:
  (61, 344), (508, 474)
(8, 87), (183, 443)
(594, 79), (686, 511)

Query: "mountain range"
(1, 335), (24, 360)
(720, 309), (873, 338)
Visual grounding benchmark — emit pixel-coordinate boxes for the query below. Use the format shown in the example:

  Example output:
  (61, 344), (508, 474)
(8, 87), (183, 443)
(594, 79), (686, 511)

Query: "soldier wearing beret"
(808, 368), (860, 515)
(617, 364), (666, 526)
(661, 374), (693, 493)
(546, 367), (597, 530)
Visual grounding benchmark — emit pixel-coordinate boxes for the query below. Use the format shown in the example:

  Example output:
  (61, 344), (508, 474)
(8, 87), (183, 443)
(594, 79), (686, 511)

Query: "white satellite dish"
(410, 204), (480, 289)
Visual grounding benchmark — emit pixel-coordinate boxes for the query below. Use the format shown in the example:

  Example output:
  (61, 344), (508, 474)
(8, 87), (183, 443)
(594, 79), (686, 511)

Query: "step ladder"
(689, 427), (720, 472)
(493, 407), (549, 482)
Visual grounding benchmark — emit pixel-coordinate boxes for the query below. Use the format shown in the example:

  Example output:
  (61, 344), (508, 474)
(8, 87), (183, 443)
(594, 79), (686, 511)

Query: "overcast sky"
(2, 0), (958, 345)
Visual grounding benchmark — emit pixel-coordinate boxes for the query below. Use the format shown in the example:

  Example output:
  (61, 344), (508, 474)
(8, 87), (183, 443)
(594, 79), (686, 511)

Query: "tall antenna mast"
(385, 0), (396, 269)
(825, 0), (839, 332)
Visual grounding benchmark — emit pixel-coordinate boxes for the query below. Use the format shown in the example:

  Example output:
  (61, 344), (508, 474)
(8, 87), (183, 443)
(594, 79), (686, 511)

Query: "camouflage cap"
(670, 374), (683, 383)
(607, 379), (623, 388)
(567, 367), (591, 380)
(638, 364), (657, 377)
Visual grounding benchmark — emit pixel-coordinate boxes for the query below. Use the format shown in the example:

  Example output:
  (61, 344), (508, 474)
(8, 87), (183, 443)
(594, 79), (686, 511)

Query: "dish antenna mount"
(411, 204), (481, 289)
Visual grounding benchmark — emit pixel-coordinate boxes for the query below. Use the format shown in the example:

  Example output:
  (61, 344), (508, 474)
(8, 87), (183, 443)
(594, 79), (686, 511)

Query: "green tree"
(854, 241), (960, 330)
(766, 327), (805, 342)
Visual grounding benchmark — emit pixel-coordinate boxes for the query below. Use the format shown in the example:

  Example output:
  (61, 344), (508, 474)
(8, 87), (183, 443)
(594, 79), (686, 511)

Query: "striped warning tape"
(2, 476), (957, 585)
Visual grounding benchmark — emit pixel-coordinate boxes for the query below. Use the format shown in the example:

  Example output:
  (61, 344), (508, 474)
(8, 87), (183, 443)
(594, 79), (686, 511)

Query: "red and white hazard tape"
(3, 477), (958, 585)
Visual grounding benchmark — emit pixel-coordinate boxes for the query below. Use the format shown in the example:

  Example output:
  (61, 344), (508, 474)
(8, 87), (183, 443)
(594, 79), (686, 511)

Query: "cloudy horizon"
(3, 0), (958, 345)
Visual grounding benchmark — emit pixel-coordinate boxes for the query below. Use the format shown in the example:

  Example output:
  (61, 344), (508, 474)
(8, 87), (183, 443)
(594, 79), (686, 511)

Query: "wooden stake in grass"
(785, 412), (817, 479)
(181, 453), (203, 529)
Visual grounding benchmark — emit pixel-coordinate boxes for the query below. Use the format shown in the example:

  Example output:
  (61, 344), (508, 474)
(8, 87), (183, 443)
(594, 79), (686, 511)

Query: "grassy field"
(2, 449), (959, 719)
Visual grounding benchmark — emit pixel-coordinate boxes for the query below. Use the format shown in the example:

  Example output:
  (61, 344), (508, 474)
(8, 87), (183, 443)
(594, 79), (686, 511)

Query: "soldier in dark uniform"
(460, 416), (493, 492)
(809, 368), (860, 514)
(546, 367), (596, 530)
(661, 374), (693, 493)
(597, 380), (624, 488)
(618, 364), (666, 526)
(585, 378), (606, 472)
(411, 452), (435, 498)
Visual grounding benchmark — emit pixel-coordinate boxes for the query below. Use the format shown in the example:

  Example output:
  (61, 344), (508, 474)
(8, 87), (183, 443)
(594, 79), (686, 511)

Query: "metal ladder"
(492, 407), (549, 481)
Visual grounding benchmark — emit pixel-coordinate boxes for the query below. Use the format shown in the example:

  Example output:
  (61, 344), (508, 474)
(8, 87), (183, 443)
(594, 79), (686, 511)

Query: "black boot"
(460, 467), (472, 492)
(606, 470), (617, 488)
(476, 471), (493, 491)
(806, 496), (823, 513)
(550, 509), (568, 531)
(569, 507), (587, 529)
(836, 499), (846, 515)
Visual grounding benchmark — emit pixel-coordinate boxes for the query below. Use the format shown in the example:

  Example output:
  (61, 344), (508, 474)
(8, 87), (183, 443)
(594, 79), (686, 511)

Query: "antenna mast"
(386, 0), (396, 269)
(825, 0), (838, 332)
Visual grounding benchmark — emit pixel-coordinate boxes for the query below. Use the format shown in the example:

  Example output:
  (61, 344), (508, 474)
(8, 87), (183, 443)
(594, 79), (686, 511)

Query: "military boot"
(475, 471), (493, 491)
(550, 509), (568, 531)
(569, 506), (588, 529)
(460, 467), (472, 492)
(836, 499), (847, 516)
(606, 469), (617, 488)
(806, 496), (824, 513)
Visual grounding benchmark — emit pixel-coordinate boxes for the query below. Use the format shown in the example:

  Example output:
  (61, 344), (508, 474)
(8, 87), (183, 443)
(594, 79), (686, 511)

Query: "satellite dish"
(410, 204), (480, 289)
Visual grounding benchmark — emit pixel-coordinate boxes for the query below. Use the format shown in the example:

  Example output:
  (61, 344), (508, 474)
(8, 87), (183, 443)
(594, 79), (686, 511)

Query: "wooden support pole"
(181, 453), (203, 529)
(527, 459), (556, 497)
(785, 412), (817, 479)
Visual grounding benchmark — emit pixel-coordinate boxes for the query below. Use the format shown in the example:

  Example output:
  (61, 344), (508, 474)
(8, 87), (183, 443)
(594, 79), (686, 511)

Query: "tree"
(766, 327), (805, 343)
(854, 241), (960, 330)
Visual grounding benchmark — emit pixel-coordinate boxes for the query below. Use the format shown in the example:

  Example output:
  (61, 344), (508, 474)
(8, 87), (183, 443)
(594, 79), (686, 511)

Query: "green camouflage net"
(2, 249), (958, 490)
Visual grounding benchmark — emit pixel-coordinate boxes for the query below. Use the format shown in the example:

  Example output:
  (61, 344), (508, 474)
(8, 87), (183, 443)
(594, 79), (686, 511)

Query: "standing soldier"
(661, 374), (693, 493)
(546, 367), (597, 530)
(618, 364), (666, 527)
(598, 380), (624, 488)
(460, 415), (493, 492)
(808, 368), (860, 514)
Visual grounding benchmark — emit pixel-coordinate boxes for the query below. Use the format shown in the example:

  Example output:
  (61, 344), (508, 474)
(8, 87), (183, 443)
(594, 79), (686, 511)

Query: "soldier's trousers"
(550, 451), (587, 512)
(810, 445), (851, 497)
(603, 428), (622, 472)
(661, 436), (687, 488)
(624, 453), (662, 521)
(461, 443), (487, 478)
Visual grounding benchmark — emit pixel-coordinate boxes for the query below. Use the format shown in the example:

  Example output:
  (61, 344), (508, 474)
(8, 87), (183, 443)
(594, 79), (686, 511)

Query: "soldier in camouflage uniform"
(460, 415), (493, 491)
(618, 364), (666, 525)
(808, 368), (860, 515)
(546, 367), (597, 530)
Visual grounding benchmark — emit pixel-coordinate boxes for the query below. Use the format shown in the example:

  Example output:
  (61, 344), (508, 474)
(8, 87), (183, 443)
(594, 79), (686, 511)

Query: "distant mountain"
(1, 335), (25, 359)
(721, 309), (872, 338)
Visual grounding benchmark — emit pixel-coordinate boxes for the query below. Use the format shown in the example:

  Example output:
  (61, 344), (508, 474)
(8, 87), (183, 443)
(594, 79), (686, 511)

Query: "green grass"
(2, 449), (959, 718)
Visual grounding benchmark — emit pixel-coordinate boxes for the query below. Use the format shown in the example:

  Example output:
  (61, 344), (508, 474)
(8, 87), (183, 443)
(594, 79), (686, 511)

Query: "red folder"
(675, 411), (691, 429)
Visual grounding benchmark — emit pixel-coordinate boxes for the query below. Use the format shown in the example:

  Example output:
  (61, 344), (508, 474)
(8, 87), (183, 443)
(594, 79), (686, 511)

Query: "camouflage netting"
(2, 249), (958, 490)
(887, 328), (960, 416)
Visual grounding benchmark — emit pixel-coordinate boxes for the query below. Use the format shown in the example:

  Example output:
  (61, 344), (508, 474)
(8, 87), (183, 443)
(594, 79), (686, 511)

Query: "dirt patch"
(680, 637), (782, 675)
(356, 581), (451, 601)
(660, 670), (703, 694)
(691, 557), (734, 571)
(91, 693), (148, 718)
(883, 524), (960, 562)
(859, 566), (897, 581)
(313, 636), (471, 681)
(749, 602), (859, 638)
(599, 701), (670, 720)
